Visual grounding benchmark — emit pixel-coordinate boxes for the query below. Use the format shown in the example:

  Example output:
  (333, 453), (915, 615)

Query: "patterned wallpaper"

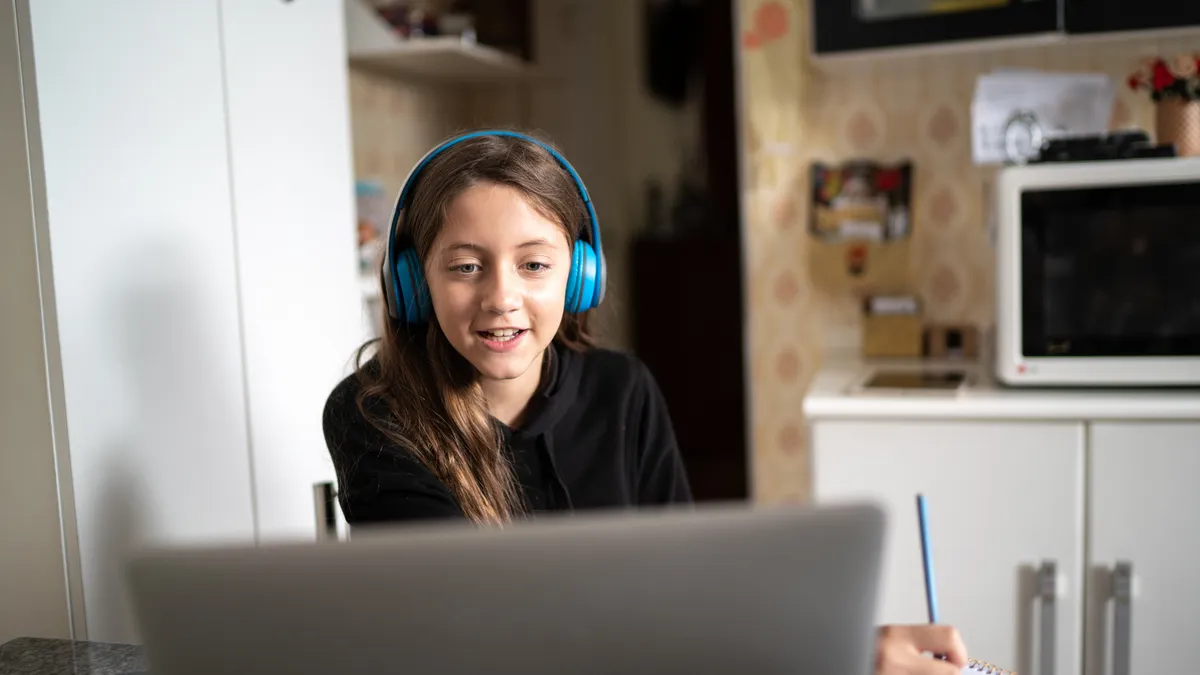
(734, 0), (1200, 503)
(347, 70), (524, 199)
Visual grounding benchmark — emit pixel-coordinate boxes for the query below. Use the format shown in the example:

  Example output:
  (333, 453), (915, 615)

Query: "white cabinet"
(218, 0), (362, 543)
(28, 0), (259, 644)
(1085, 422), (1200, 675)
(1, 0), (360, 645)
(809, 407), (1200, 675)
(813, 421), (1084, 675)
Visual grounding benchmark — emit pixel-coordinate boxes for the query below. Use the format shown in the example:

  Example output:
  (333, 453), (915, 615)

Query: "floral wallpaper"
(734, 0), (1200, 503)
(347, 71), (523, 199)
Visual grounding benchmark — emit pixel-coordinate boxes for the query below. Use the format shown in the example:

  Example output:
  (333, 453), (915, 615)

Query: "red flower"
(1152, 60), (1175, 91)
(1127, 73), (1142, 91)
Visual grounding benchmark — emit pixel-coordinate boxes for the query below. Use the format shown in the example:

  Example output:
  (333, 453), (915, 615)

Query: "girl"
(323, 129), (691, 526)
(322, 130), (968, 675)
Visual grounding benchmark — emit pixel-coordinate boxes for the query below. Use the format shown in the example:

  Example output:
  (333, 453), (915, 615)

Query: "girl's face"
(426, 182), (571, 384)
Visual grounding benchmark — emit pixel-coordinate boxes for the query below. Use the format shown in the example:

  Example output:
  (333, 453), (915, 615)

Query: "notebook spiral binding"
(966, 658), (1016, 674)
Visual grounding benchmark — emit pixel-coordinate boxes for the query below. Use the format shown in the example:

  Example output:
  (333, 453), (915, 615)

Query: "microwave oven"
(994, 157), (1200, 387)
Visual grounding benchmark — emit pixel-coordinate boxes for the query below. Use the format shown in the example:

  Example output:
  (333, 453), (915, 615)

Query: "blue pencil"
(916, 493), (940, 624)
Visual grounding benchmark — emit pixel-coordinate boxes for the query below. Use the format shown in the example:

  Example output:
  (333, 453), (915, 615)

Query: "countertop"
(803, 350), (1200, 421)
(0, 638), (145, 675)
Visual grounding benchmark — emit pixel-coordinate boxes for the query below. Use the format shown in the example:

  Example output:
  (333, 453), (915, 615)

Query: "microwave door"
(1021, 182), (1200, 361)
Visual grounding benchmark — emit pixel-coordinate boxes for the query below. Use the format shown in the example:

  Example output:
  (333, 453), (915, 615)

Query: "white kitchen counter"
(803, 350), (1200, 421)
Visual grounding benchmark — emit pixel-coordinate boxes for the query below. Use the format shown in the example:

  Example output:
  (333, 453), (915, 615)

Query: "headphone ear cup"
(565, 240), (599, 314)
(565, 239), (583, 313)
(393, 247), (428, 324)
(411, 248), (432, 322)
(594, 249), (607, 307)
(381, 252), (400, 321)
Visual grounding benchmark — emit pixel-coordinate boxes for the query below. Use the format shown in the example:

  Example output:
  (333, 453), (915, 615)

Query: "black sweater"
(321, 344), (693, 524)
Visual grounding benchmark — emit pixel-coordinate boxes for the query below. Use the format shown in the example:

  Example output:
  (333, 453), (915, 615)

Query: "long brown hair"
(354, 131), (596, 525)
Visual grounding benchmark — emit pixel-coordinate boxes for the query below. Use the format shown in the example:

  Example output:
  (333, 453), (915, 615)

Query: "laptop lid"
(127, 502), (885, 675)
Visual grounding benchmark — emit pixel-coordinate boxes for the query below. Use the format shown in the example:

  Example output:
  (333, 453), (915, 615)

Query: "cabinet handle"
(1111, 561), (1134, 675)
(1036, 560), (1057, 675)
(313, 481), (338, 542)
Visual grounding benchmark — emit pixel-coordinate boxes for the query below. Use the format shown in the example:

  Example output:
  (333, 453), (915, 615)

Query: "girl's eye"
(452, 263), (480, 274)
(523, 262), (550, 272)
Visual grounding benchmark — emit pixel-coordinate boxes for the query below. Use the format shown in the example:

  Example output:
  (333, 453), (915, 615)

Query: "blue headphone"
(382, 130), (606, 325)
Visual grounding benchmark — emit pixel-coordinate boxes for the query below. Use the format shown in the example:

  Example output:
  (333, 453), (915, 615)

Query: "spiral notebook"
(964, 658), (1015, 674)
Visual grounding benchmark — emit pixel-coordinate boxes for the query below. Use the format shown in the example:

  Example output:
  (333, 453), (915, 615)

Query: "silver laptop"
(127, 502), (885, 675)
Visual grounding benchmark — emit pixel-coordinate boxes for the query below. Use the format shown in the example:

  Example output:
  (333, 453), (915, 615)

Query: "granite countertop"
(0, 638), (145, 675)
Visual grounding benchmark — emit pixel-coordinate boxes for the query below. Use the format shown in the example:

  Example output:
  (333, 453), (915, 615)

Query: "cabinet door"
(812, 2), (1059, 55)
(812, 420), (1084, 675)
(1086, 422), (1200, 675)
(28, 0), (255, 644)
(219, 0), (364, 541)
(1064, 1), (1200, 33)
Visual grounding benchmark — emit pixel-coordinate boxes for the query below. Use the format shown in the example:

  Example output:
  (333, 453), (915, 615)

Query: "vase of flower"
(1129, 53), (1200, 157)
(1156, 98), (1200, 157)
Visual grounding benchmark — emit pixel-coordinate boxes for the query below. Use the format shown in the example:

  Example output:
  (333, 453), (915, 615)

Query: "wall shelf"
(344, 0), (528, 82)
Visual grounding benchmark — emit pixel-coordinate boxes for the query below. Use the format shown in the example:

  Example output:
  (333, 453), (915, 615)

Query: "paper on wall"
(971, 70), (1116, 165)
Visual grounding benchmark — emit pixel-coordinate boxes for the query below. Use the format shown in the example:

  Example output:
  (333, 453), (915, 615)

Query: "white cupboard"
(0, 0), (362, 645)
(813, 420), (1084, 675)
(806, 356), (1200, 675)
(218, 0), (363, 543)
(1084, 422), (1200, 675)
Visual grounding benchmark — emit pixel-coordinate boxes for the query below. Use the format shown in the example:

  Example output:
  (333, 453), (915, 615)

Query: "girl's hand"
(875, 624), (969, 675)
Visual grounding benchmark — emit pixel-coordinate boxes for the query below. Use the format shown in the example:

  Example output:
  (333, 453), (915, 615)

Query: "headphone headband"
(382, 130), (606, 324)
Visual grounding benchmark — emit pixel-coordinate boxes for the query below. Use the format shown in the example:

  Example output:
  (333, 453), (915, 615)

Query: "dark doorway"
(631, 0), (747, 502)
